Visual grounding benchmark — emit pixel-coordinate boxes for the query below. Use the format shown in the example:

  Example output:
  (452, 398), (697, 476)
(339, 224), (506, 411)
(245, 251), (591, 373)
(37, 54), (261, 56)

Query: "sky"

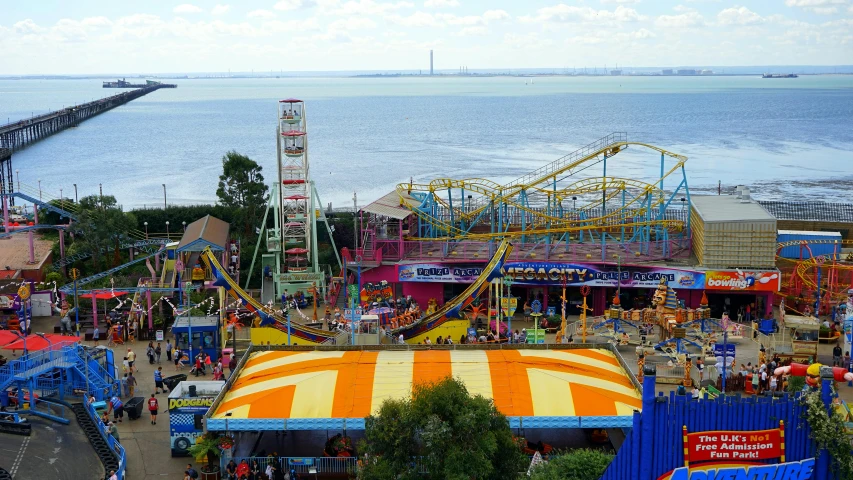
(1, 0), (852, 74)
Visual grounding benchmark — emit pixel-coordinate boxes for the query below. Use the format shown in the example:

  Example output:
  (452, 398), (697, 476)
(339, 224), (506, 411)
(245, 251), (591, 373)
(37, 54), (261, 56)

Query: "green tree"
(529, 449), (614, 480)
(359, 377), (527, 480)
(216, 151), (269, 236)
(216, 150), (268, 208)
(72, 195), (138, 271)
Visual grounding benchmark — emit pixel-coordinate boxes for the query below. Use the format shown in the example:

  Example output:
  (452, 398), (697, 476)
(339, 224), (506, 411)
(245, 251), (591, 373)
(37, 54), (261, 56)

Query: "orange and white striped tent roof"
(209, 348), (641, 429)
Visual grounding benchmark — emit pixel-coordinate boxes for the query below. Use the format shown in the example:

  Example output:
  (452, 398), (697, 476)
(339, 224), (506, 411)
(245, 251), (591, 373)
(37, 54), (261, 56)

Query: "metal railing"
(84, 401), (127, 479)
(226, 456), (357, 475)
(370, 237), (691, 263)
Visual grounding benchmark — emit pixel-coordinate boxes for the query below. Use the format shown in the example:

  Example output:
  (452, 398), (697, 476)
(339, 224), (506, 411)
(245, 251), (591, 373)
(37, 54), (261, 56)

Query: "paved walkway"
(14, 309), (853, 479)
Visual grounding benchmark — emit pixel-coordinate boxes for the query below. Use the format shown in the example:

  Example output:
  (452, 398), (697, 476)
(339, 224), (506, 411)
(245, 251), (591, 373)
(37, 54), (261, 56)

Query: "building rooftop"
(176, 215), (230, 252)
(759, 201), (853, 223)
(0, 234), (53, 272)
(362, 190), (415, 220)
(691, 195), (775, 223)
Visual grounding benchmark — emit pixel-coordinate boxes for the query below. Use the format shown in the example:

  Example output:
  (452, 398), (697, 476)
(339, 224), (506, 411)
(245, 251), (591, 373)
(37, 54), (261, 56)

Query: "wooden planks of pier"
(0, 83), (175, 153)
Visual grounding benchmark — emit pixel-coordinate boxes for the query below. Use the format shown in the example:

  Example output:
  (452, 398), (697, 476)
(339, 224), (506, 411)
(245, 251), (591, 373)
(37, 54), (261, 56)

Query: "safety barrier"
(226, 456), (357, 475)
(600, 367), (842, 480)
(80, 401), (127, 480)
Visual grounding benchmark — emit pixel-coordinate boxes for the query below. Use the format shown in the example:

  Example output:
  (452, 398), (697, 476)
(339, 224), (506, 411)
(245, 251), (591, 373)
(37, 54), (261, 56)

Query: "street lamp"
(162, 184), (167, 210)
(73, 183), (78, 203)
(165, 221), (170, 237)
(15, 169), (19, 192)
(144, 222), (148, 239)
(38, 179), (42, 201)
(182, 221), (186, 232)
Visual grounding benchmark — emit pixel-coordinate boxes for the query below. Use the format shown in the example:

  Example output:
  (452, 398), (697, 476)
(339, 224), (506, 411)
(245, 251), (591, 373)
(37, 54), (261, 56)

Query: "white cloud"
(673, 5), (694, 12)
(328, 17), (377, 30)
(456, 26), (487, 36)
(655, 11), (705, 28)
(525, 5), (645, 24)
(321, 0), (415, 16)
(503, 32), (552, 49)
(483, 10), (511, 21)
(247, 9), (276, 18)
(784, 0), (847, 15)
(717, 6), (764, 25)
(424, 0), (459, 7)
(212, 5), (231, 15)
(173, 4), (203, 14)
(631, 28), (656, 39)
(274, 0), (303, 11)
(601, 0), (640, 3)
(387, 9), (509, 27)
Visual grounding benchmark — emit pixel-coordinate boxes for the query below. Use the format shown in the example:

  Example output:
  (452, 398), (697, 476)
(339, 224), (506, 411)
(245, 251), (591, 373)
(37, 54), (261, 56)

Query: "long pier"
(0, 83), (175, 152)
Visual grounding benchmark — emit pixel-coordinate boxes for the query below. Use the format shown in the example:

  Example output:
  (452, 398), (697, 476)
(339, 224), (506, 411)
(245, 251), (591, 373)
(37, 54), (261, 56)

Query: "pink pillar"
(59, 229), (65, 260)
(33, 205), (38, 225)
(155, 249), (161, 271)
(146, 289), (153, 329)
(129, 248), (134, 261)
(92, 293), (98, 328)
(2, 196), (8, 233)
(27, 230), (35, 264)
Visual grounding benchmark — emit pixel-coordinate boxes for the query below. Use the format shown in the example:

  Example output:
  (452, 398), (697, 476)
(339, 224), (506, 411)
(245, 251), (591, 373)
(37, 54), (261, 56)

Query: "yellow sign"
(17, 284), (30, 301)
(169, 397), (214, 409)
(501, 297), (518, 317)
(69, 268), (80, 280)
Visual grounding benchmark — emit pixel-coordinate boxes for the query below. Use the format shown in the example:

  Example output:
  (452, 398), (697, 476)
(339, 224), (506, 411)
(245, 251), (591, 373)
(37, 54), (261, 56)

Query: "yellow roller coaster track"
(396, 140), (687, 240)
(776, 239), (853, 299)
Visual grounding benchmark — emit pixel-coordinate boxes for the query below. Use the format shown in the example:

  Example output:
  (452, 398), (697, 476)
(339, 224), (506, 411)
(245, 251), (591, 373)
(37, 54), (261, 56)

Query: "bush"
(529, 449), (614, 480)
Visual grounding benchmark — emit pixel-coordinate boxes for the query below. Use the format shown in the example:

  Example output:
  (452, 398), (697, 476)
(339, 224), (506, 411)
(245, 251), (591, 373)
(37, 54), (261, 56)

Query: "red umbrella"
(0, 330), (19, 346)
(80, 291), (129, 300)
(285, 248), (308, 254)
(2, 334), (79, 352)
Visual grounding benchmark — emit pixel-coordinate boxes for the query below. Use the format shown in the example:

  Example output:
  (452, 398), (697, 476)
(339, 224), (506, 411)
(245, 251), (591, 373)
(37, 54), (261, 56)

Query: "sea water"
(1, 75), (851, 208)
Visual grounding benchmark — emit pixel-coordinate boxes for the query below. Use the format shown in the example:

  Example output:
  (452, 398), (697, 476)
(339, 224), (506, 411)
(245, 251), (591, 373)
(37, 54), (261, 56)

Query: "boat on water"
(762, 73), (798, 78)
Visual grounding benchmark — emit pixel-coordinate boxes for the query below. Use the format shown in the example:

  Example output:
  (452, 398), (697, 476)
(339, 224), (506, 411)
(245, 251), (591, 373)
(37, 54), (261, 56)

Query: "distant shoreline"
(1, 72), (852, 81)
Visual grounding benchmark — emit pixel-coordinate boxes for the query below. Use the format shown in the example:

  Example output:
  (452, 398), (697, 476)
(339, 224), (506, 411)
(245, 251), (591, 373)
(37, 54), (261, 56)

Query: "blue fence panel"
(601, 375), (832, 480)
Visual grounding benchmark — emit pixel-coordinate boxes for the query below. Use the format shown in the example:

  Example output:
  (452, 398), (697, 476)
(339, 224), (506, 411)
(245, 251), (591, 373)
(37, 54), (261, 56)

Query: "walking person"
(107, 395), (124, 423)
(127, 348), (136, 373)
(187, 464), (199, 479)
(146, 342), (155, 365)
(833, 342), (843, 367)
(127, 371), (137, 398)
(166, 339), (173, 362)
(147, 394), (159, 425)
(155, 343), (162, 364)
(154, 366), (168, 394)
(696, 357), (704, 384)
(93, 325), (100, 346)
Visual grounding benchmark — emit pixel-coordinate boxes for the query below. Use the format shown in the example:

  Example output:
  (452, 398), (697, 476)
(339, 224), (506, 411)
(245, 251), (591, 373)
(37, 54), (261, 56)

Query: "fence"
(227, 456), (357, 475)
(600, 368), (843, 480)
(84, 400), (127, 479)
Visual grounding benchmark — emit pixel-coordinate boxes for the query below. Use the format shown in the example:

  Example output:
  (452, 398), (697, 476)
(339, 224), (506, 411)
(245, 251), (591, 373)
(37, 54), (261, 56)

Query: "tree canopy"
(216, 150), (268, 209)
(71, 194), (138, 270)
(528, 449), (614, 480)
(358, 377), (527, 480)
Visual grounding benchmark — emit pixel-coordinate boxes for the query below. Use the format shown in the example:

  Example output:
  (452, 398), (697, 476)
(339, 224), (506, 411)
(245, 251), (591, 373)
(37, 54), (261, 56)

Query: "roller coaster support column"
(816, 367), (834, 479)
(1, 195), (7, 234)
(601, 153), (608, 261)
(27, 230), (35, 264)
(146, 289), (153, 329)
(638, 365), (656, 480)
(59, 229), (66, 272)
(92, 294), (98, 329)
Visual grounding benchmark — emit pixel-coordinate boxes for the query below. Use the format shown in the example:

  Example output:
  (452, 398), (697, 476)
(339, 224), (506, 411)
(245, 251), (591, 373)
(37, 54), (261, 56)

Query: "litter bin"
(163, 374), (187, 393)
(125, 397), (145, 421)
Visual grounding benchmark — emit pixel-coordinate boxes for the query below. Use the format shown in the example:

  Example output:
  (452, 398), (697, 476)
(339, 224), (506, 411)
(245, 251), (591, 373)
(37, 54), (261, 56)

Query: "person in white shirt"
(398, 333), (404, 344)
(691, 387), (700, 399)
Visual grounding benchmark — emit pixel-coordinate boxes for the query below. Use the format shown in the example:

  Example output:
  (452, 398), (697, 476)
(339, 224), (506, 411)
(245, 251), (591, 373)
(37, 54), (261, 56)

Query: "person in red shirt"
(148, 393), (159, 425)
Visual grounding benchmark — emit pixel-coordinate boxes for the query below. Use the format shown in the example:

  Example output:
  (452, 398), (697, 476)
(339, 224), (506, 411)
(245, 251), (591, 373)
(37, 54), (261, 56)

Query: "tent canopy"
(210, 348), (642, 430)
(80, 291), (129, 300)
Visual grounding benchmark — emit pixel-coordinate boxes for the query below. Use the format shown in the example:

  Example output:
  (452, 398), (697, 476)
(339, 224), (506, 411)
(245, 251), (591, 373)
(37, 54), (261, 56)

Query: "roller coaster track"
(776, 238), (853, 299)
(397, 135), (688, 241)
(50, 239), (168, 271)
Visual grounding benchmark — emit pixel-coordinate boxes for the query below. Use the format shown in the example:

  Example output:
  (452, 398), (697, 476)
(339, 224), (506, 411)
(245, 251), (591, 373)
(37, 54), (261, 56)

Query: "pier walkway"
(0, 83), (175, 153)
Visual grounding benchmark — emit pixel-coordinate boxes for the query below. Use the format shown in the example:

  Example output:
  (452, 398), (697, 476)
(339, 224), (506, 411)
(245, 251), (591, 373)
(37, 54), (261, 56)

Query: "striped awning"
(209, 348), (642, 430)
